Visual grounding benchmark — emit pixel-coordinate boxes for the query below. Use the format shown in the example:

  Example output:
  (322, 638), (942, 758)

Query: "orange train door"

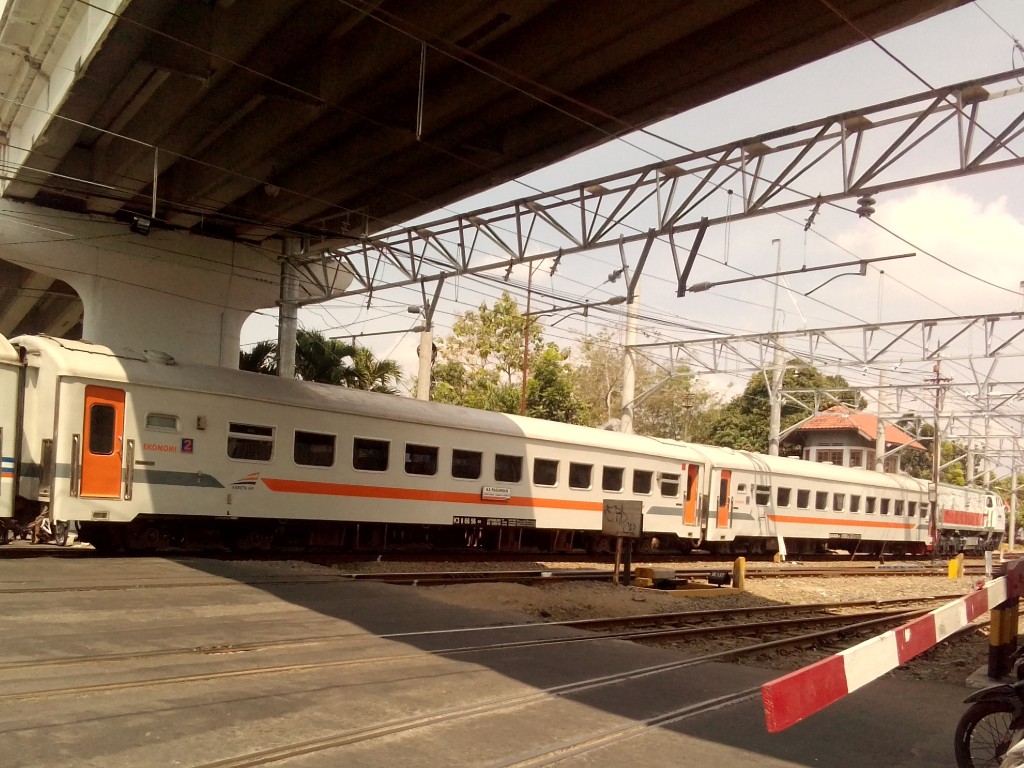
(80, 386), (125, 499)
(716, 469), (732, 528)
(683, 464), (700, 526)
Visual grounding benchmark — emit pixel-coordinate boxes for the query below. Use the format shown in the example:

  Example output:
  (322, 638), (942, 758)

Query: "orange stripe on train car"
(260, 478), (604, 512)
(768, 514), (916, 530)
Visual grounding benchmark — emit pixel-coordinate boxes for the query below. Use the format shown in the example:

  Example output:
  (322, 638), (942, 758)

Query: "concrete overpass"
(0, 0), (968, 363)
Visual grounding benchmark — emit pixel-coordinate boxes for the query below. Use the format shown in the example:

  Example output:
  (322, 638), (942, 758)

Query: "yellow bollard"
(732, 557), (746, 591)
(948, 553), (964, 580)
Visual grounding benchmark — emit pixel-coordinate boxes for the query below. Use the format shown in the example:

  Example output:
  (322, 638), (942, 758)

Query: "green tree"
(239, 340), (277, 374)
(441, 292), (543, 383)
(347, 347), (403, 393)
(431, 361), (520, 412)
(294, 329), (357, 385)
(238, 331), (402, 391)
(704, 360), (860, 453)
(524, 344), (589, 423)
(896, 421), (967, 484)
(568, 333), (624, 428)
(569, 332), (718, 439)
(434, 293), (569, 417)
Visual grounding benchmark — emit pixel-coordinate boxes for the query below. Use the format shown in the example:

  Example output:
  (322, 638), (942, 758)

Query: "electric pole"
(927, 361), (952, 548)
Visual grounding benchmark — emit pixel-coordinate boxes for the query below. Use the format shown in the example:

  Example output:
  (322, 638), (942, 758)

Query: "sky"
(241, 0), (1024, 447)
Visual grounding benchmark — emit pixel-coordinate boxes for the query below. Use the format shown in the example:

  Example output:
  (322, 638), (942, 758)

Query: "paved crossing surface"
(0, 554), (973, 767)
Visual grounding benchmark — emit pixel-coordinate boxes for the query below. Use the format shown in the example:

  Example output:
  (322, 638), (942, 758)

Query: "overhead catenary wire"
(8, 1), (1024, 421)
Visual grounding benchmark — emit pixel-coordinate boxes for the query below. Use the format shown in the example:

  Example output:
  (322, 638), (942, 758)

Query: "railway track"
(0, 563), (995, 594)
(0, 595), (962, 704)
(4, 602), (942, 768)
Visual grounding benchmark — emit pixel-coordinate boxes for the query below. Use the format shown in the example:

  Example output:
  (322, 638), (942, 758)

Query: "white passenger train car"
(10, 334), (709, 552)
(0, 335), (20, 521)
(3, 333), (1006, 555)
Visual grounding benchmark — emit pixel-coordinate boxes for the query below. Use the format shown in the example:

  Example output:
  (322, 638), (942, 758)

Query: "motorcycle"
(955, 649), (1024, 768)
(32, 516), (70, 547)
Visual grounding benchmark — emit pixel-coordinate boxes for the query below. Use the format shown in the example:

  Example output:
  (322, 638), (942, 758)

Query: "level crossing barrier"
(761, 558), (1024, 733)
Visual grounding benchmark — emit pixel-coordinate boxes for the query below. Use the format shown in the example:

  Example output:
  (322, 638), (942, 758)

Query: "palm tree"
(239, 340), (277, 374)
(239, 331), (402, 392)
(348, 347), (403, 393)
(295, 329), (357, 385)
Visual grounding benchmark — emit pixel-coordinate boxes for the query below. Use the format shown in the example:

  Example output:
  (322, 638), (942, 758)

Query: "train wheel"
(234, 528), (274, 552)
(126, 524), (162, 552)
(588, 536), (614, 555)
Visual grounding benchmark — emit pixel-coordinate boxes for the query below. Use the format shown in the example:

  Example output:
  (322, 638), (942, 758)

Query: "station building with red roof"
(781, 405), (926, 473)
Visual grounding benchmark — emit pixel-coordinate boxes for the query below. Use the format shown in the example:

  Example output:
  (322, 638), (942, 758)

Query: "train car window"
(894, 500), (904, 516)
(815, 491), (828, 511)
(660, 473), (680, 497)
(850, 495), (861, 513)
(921, 501), (929, 520)
(353, 438), (389, 472)
(569, 463), (593, 490)
(755, 485), (771, 505)
(145, 413), (179, 432)
(632, 470), (653, 495)
(797, 489), (810, 509)
(737, 483), (747, 492)
(987, 496), (995, 508)
(452, 449), (482, 480)
(534, 459), (559, 487)
(294, 431), (335, 467)
(866, 497), (876, 514)
(833, 493), (845, 512)
(908, 501), (917, 517)
(228, 422), (274, 462)
(602, 466), (624, 492)
(89, 405), (116, 455)
(495, 454), (522, 483)
(405, 444), (438, 476)
(880, 498), (891, 515)
(777, 487), (792, 507)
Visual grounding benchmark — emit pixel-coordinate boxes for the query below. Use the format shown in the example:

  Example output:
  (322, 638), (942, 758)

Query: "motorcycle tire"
(955, 698), (1024, 768)
(53, 521), (69, 547)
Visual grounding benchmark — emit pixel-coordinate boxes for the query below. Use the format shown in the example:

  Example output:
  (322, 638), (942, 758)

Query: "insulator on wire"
(856, 195), (876, 218)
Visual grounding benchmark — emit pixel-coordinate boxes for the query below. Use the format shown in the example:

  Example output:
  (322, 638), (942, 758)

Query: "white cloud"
(832, 184), (1024, 321)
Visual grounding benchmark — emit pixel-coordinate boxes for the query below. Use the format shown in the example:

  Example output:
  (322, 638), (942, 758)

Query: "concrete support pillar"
(619, 285), (639, 435)
(415, 327), (433, 401)
(767, 341), (783, 456)
(875, 371), (887, 472)
(1011, 469), (1019, 551)
(277, 239), (301, 379)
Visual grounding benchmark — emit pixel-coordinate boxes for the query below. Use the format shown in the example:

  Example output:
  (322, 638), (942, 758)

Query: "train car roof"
(0, 334), (19, 366)
(658, 438), (929, 492)
(15, 335), (998, 496)
(12, 334), (693, 457)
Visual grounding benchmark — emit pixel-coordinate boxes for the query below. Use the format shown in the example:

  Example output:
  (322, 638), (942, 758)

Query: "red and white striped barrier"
(762, 560), (1024, 733)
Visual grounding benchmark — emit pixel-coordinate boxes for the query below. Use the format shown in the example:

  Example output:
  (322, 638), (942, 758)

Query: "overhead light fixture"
(130, 215), (151, 236)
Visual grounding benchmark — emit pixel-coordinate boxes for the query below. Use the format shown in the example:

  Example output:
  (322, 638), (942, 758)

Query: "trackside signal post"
(603, 500), (642, 586)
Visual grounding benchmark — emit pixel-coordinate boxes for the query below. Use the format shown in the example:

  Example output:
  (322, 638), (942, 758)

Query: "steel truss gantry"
(300, 67), (1024, 300)
(627, 311), (1024, 481)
